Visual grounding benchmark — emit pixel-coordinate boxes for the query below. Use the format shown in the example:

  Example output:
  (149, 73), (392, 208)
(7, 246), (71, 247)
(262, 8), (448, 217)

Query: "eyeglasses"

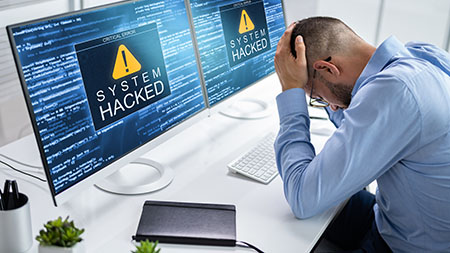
(309, 57), (331, 108)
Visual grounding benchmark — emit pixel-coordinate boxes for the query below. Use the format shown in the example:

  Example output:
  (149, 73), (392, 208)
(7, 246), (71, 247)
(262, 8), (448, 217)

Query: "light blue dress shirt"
(274, 36), (450, 252)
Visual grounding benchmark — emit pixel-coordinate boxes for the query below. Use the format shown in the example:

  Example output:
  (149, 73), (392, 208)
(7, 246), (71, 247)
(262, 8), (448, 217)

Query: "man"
(273, 17), (450, 252)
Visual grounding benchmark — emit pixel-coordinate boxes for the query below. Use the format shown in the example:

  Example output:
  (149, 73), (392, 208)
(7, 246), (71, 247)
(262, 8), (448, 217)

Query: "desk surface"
(0, 75), (340, 253)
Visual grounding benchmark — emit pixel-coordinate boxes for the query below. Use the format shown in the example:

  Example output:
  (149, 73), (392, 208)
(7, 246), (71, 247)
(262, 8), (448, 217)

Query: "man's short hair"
(290, 17), (361, 80)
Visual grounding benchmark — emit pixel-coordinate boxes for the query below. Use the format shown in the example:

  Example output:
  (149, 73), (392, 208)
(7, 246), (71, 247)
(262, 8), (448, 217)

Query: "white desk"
(0, 75), (340, 253)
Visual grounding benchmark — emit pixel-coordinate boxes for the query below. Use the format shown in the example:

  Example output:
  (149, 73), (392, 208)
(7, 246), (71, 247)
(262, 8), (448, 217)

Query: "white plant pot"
(38, 243), (85, 253)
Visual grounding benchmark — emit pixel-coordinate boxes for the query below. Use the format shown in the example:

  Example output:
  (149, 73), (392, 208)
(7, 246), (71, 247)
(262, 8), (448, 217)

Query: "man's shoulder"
(364, 55), (450, 106)
(405, 40), (450, 59)
(364, 54), (450, 143)
(358, 63), (413, 95)
(404, 41), (450, 76)
(375, 54), (447, 92)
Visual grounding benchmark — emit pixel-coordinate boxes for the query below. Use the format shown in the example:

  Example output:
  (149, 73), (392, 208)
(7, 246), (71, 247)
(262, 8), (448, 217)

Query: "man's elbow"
(284, 180), (319, 219)
(286, 194), (317, 219)
(281, 161), (320, 219)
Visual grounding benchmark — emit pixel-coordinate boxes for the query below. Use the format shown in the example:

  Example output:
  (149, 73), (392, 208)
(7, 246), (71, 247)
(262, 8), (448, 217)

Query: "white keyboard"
(228, 132), (278, 184)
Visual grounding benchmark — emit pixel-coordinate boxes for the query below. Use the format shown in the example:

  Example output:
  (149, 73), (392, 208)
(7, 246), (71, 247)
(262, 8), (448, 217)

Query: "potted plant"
(36, 216), (85, 253)
(132, 240), (161, 253)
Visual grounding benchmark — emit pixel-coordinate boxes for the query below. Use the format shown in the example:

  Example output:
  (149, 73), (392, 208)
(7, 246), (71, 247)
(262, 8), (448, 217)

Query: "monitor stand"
(219, 98), (271, 119)
(95, 158), (174, 195)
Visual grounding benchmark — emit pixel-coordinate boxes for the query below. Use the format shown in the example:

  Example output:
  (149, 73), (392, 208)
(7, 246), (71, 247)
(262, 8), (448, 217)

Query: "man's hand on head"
(274, 23), (308, 92)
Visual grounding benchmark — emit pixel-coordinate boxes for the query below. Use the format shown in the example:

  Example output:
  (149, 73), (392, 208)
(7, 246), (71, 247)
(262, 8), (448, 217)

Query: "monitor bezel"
(6, 0), (209, 206)
(187, 0), (287, 112)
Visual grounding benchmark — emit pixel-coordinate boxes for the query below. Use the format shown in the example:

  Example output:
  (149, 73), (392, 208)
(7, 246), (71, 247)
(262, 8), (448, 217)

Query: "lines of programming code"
(189, 0), (285, 106)
(10, 0), (205, 194)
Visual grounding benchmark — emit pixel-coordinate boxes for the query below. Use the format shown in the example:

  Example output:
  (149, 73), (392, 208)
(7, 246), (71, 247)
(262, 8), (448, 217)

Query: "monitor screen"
(7, 0), (205, 204)
(189, 0), (285, 106)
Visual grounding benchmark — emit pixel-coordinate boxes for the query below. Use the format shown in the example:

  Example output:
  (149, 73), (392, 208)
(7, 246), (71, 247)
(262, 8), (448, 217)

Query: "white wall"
(316, 0), (381, 45)
(82, 0), (120, 8)
(315, 0), (450, 49)
(378, 0), (450, 49)
(282, 0), (318, 24)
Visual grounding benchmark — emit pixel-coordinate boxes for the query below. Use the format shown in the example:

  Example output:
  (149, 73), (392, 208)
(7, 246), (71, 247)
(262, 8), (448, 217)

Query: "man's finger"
(287, 21), (296, 29)
(282, 23), (295, 42)
(294, 35), (306, 65)
(276, 24), (296, 58)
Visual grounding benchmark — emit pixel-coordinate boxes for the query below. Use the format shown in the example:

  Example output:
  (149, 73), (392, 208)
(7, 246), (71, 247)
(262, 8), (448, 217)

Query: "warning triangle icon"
(239, 9), (255, 34)
(112, 44), (142, 80)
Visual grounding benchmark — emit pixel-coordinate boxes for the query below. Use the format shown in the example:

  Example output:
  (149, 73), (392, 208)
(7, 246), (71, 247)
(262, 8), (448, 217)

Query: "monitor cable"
(0, 159), (46, 183)
(0, 153), (43, 171)
(236, 240), (264, 253)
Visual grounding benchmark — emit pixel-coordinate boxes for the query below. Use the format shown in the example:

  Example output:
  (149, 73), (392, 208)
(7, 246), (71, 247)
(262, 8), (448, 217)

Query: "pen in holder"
(0, 180), (33, 253)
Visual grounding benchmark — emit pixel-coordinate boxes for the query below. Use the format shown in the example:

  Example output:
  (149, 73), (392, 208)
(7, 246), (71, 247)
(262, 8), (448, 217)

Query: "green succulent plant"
(36, 216), (85, 248)
(132, 240), (161, 253)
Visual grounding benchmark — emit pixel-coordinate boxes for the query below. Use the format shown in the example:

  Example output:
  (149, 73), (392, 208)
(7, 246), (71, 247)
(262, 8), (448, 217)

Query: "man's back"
(309, 37), (450, 251)
(372, 42), (450, 251)
(331, 38), (450, 252)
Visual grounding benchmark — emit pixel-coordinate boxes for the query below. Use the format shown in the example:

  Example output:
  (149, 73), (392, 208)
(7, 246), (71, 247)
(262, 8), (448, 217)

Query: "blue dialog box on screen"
(220, 0), (271, 68)
(75, 23), (171, 131)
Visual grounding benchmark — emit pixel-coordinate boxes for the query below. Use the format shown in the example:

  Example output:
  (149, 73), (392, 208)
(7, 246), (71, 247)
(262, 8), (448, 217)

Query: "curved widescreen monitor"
(188, 0), (286, 108)
(7, 0), (207, 206)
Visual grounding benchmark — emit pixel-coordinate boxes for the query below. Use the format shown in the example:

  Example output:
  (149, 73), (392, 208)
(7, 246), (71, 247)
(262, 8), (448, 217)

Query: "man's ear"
(312, 60), (340, 78)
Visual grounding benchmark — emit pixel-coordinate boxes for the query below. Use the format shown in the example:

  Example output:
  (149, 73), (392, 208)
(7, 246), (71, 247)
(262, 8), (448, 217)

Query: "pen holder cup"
(0, 193), (33, 252)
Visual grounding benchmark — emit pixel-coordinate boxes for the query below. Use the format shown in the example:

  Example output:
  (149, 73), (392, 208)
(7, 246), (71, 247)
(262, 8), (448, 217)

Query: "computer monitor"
(188, 0), (286, 119)
(7, 0), (207, 206)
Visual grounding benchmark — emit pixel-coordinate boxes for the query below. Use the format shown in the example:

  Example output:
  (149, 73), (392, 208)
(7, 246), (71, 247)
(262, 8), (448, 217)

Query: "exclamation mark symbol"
(122, 50), (129, 72)
(244, 14), (248, 30)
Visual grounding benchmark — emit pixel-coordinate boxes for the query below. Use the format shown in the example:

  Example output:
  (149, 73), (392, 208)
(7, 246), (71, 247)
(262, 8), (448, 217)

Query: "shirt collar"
(352, 36), (407, 96)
